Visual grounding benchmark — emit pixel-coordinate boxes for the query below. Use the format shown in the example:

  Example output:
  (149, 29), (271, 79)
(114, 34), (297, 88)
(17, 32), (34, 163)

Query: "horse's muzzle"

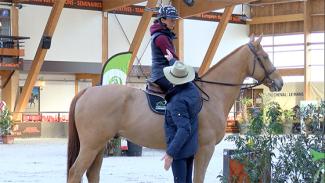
(270, 79), (283, 92)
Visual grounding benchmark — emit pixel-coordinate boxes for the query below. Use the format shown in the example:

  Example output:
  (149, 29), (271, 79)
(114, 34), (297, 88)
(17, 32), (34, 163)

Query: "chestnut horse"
(67, 36), (283, 183)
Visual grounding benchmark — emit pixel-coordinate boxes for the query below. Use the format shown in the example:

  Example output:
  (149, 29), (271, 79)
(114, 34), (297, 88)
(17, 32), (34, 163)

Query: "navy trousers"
(171, 156), (194, 183)
(155, 76), (173, 92)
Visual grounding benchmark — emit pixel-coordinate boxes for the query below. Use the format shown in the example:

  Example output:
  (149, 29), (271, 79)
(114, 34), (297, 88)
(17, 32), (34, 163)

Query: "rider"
(149, 5), (180, 92)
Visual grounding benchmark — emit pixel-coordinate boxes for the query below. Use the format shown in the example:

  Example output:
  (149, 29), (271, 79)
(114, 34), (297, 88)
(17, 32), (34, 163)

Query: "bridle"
(194, 42), (277, 101)
(247, 42), (277, 85)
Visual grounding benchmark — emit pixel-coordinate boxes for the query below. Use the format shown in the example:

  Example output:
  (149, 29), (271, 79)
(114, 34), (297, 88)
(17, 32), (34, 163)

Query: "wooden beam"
(304, 0), (312, 100)
(75, 73), (100, 80)
(102, 12), (108, 65)
(198, 5), (235, 76)
(92, 77), (100, 86)
(0, 70), (12, 88)
(127, 0), (157, 73)
(249, 0), (306, 6)
(179, 0), (255, 18)
(1, 71), (19, 112)
(0, 70), (11, 76)
(75, 73), (100, 87)
(14, 0), (66, 119)
(75, 76), (78, 95)
(102, 0), (146, 11)
(11, 5), (19, 36)
(0, 48), (24, 57)
(248, 14), (304, 25)
(173, 0), (184, 61)
(278, 68), (304, 76)
(174, 18), (184, 61)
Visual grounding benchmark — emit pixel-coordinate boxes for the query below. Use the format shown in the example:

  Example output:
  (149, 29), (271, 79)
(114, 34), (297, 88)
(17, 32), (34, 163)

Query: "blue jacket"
(164, 82), (202, 160)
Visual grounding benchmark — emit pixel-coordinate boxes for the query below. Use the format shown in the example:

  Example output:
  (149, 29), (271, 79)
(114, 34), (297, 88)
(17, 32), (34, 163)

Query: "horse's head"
(247, 35), (283, 92)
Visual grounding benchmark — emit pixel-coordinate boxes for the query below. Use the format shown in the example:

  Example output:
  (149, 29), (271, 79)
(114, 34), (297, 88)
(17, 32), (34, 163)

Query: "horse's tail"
(67, 89), (87, 179)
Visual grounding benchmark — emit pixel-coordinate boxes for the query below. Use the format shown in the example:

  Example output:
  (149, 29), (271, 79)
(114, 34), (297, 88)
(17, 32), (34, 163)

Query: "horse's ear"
(249, 34), (255, 43)
(255, 34), (263, 45)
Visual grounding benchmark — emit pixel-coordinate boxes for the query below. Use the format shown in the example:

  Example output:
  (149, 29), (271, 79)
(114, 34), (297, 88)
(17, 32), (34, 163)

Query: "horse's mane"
(201, 44), (246, 77)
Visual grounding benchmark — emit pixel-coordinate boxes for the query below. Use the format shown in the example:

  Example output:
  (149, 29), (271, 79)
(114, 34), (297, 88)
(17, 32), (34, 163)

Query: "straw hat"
(163, 61), (195, 85)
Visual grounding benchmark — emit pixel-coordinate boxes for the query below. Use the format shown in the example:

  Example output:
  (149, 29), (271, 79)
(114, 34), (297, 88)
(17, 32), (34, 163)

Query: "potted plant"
(222, 101), (324, 182)
(266, 102), (284, 134)
(291, 105), (301, 133)
(282, 109), (294, 134)
(105, 137), (122, 156)
(237, 97), (253, 134)
(0, 106), (14, 144)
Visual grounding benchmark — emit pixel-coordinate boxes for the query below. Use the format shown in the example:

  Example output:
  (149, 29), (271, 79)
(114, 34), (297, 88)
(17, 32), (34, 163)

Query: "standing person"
(149, 5), (180, 92)
(161, 60), (202, 183)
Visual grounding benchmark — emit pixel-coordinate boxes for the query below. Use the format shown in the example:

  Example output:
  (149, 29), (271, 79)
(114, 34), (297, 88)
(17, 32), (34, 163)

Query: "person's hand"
(161, 153), (173, 171)
(164, 49), (174, 61)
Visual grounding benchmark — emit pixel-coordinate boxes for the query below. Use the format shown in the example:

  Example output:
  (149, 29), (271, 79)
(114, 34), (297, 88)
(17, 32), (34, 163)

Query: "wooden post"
(174, 19), (184, 61)
(1, 71), (19, 112)
(102, 12), (108, 66)
(11, 4), (19, 36)
(74, 75), (79, 95)
(303, 0), (312, 100)
(173, 0), (184, 61)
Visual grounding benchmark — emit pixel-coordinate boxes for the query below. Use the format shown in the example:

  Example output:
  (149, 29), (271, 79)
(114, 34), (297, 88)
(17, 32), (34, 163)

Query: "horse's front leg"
(193, 141), (215, 183)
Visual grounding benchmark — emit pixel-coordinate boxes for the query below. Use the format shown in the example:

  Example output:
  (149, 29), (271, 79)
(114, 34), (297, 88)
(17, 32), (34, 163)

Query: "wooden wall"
(250, 0), (324, 35)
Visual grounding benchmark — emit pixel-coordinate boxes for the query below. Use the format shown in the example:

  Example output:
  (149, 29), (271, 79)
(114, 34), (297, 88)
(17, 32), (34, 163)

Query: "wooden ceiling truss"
(198, 5), (235, 76)
(127, 0), (158, 73)
(249, 0), (324, 35)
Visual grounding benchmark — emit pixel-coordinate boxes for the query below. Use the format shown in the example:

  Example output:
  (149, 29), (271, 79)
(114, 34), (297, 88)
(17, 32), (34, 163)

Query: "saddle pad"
(145, 92), (166, 115)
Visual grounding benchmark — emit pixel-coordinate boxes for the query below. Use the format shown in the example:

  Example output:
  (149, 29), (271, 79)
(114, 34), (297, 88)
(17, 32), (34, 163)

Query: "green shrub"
(222, 101), (324, 183)
(0, 107), (13, 135)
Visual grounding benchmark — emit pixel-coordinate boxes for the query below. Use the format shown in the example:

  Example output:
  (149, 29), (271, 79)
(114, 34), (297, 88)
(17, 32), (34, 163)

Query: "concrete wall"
(256, 82), (324, 110)
(19, 5), (249, 66)
(19, 5), (102, 63)
(107, 14), (249, 67)
(18, 73), (91, 112)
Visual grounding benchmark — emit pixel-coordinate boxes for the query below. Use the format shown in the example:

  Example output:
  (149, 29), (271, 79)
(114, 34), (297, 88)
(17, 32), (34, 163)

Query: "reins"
(193, 43), (277, 102)
(194, 77), (261, 88)
(193, 77), (261, 102)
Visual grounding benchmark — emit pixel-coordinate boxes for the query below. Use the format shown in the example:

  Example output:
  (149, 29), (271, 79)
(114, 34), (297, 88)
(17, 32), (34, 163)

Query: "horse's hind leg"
(193, 144), (215, 183)
(86, 148), (105, 183)
(68, 148), (99, 183)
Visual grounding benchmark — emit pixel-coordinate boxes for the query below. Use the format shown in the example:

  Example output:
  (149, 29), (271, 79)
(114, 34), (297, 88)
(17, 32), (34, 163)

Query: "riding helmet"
(158, 5), (180, 19)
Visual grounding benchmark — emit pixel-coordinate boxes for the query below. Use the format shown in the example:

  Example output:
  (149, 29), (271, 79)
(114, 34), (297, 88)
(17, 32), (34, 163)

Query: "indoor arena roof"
(101, 0), (257, 18)
(1, 0), (256, 18)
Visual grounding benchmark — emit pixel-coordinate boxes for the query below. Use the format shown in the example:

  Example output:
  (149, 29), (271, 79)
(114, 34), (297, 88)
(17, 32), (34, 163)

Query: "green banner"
(101, 52), (132, 85)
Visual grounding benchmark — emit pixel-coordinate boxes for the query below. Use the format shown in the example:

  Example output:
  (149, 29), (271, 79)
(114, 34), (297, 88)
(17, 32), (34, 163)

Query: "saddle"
(144, 80), (167, 115)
